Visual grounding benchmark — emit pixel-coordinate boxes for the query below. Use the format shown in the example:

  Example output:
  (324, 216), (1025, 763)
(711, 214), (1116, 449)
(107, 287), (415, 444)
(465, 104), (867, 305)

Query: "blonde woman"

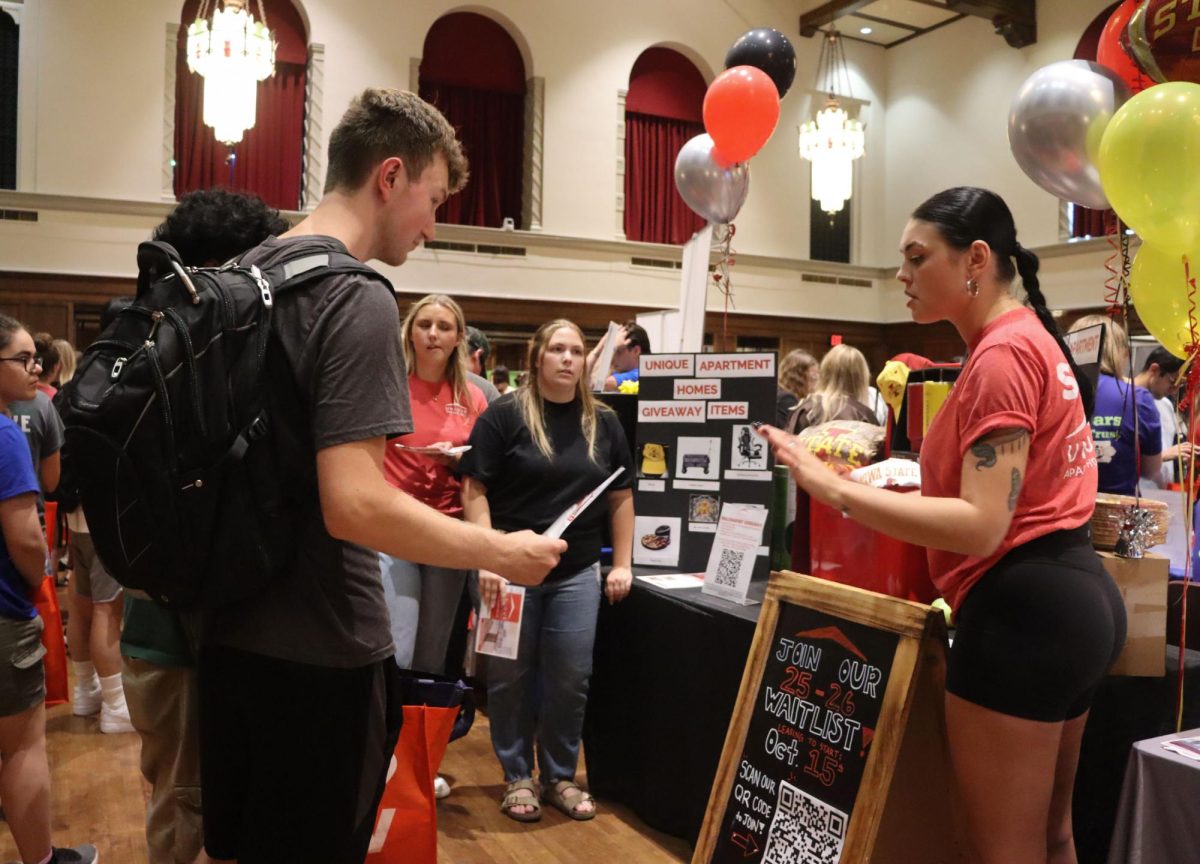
(776, 349), (818, 426)
(1068, 315), (1161, 493)
(461, 319), (635, 823)
(51, 339), (76, 387)
(380, 294), (487, 677)
(786, 344), (880, 434)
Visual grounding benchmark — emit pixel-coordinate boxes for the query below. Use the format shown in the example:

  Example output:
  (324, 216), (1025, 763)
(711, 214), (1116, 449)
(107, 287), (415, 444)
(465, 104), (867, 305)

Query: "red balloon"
(703, 65), (781, 164)
(1132, 0), (1200, 85)
(1097, 0), (1154, 93)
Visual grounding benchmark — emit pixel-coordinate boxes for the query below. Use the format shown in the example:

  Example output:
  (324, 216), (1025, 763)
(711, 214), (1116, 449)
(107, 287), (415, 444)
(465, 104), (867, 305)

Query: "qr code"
(762, 779), (847, 864)
(714, 548), (744, 587)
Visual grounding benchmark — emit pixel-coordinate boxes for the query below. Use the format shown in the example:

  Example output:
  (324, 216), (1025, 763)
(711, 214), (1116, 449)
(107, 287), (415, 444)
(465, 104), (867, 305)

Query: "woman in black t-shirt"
(461, 319), (635, 824)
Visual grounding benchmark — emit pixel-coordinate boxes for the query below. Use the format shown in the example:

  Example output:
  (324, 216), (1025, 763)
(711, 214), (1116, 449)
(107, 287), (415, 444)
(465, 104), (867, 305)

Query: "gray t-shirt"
(207, 235), (412, 668)
(9, 390), (65, 506)
(468, 371), (500, 404)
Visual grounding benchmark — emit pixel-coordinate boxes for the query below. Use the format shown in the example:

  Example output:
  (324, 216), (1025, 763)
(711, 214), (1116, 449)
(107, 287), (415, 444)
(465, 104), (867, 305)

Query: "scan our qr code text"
(762, 779), (847, 864)
(714, 548), (744, 588)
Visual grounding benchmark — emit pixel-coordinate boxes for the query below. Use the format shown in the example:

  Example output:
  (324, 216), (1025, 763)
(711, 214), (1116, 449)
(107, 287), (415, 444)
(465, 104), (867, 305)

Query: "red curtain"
(173, 46), (306, 210)
(1072, 204), (1112, 239)
(624, 112), (706, 245)
(419, 82), (524, 229)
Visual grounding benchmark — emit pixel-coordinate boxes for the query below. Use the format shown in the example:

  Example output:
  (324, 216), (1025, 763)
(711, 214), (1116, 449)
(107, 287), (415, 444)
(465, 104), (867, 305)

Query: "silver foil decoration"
(1114, 506), (1155, 559)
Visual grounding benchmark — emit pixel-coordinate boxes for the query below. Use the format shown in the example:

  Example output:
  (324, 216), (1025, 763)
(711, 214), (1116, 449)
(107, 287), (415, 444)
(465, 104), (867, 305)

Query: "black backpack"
(57, 239), (387, 609)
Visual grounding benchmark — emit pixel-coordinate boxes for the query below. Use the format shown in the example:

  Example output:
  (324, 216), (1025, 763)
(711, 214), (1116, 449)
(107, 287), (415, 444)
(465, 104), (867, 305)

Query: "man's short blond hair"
(323, 88), (468, 195)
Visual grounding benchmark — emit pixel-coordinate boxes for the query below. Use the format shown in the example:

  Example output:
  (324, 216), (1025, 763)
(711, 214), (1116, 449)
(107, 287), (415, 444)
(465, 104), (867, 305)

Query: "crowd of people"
(0, 85), (1178, 864)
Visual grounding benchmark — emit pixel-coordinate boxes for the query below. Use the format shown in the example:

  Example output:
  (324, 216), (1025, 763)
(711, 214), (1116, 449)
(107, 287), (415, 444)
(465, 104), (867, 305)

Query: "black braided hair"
(912, 186), (1095, 417)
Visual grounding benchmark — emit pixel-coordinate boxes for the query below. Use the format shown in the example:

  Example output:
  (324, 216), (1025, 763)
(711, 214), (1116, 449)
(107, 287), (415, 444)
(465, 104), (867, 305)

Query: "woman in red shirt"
(380, 294), (487, 798)
(762, 187), (1125, 864)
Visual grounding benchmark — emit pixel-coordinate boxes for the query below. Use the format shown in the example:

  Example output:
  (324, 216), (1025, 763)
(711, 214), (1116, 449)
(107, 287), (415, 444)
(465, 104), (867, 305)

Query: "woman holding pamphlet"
(760, 188), (1126, 864)
(461, 318), (635, 823)
(379, 294), (487, 796)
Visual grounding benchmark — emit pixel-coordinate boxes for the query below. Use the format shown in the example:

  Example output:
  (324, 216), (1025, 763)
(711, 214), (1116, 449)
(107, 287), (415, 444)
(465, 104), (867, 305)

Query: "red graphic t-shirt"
(384, 376), (487, 517)
(920, 307), (1097, 611)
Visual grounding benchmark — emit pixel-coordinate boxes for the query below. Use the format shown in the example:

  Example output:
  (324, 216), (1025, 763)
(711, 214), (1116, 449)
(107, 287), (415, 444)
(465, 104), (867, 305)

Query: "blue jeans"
(486, 562), (602, 784)
(378, 554), (469, 674)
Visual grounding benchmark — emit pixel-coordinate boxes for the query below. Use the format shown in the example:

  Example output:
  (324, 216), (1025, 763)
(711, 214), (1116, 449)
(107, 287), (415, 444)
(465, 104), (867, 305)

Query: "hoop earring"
(966, 278), (980, 297)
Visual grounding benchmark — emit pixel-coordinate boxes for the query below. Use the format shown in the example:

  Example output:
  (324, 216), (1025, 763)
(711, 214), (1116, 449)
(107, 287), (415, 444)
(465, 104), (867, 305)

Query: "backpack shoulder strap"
(256, 247), (393, 297)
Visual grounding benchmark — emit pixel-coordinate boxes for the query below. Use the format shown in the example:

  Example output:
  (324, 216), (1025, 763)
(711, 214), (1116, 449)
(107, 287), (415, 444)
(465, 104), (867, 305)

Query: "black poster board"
(632, 353), (777, 576)
(694, 572), (963, 864)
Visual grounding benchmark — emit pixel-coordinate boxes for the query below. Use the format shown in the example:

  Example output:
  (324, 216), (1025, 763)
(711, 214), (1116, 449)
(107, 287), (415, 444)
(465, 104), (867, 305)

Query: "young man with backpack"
(194, 89), (565, 863)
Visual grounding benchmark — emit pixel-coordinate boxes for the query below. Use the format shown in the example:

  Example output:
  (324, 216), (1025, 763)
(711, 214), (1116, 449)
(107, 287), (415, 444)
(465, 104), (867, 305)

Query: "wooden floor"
(0, 699), (691, 864)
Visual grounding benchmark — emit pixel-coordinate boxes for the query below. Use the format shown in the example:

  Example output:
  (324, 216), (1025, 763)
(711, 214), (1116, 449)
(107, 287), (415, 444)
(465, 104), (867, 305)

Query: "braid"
(1014, 244), (1095, 416)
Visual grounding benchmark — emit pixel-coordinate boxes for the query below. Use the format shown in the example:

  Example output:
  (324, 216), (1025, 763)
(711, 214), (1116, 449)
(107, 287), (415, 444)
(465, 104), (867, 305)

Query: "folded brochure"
(542, 466), (626, 540)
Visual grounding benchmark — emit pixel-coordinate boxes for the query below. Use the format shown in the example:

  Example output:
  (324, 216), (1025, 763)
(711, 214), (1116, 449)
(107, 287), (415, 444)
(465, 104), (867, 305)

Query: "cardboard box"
(1100, 551), (1169, 677)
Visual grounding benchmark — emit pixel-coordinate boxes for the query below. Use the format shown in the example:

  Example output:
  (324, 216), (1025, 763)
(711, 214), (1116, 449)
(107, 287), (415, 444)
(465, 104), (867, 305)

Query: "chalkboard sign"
(694, 572), (962, 864)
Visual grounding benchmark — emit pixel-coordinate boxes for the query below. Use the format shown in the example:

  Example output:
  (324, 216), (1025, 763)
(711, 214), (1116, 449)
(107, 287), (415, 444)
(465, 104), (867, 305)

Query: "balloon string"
(1102, 213), (1130, 316)
(712, 223), (737, 349)
(1178, 254), (1199, 732)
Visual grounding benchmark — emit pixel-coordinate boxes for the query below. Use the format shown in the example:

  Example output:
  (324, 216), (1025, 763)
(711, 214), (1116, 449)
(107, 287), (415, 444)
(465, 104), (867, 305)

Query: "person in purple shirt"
(1070, 315), (1162, 494)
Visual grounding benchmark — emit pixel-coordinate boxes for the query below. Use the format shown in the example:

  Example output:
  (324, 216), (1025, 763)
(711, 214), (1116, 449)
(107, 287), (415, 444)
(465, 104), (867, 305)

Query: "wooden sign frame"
(693, 570), (962, 864)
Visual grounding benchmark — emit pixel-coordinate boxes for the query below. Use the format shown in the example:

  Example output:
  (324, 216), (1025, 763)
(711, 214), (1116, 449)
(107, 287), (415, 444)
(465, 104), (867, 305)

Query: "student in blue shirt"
(0, 313), (96, 863)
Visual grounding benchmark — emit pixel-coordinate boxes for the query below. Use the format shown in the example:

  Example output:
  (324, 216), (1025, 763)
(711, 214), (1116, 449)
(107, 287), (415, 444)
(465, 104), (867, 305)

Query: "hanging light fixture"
(798, 29), (864, 215)
(186, 0), (276, 146)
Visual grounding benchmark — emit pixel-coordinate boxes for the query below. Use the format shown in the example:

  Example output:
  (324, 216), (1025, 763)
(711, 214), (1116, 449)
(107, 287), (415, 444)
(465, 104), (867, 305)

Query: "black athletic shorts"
(947, 526), (1127, 722)
(198, 644), (404, 863)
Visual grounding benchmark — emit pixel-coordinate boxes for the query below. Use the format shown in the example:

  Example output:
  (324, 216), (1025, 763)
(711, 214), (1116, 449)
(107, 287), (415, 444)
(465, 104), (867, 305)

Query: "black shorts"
(198, 645), (403, 864)
(947, 527), (1127, 722)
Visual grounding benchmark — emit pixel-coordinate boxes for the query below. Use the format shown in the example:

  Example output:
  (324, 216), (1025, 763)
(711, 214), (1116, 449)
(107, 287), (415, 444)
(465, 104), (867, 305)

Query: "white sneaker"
(99, 703), (134, 734)
(72, 684), (101, 717)
(434, 775), (451, 800)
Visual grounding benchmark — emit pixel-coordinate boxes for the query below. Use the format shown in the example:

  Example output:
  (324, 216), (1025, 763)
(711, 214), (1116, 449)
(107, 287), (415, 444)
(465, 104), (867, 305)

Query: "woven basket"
(1091, 493), (1169, 550)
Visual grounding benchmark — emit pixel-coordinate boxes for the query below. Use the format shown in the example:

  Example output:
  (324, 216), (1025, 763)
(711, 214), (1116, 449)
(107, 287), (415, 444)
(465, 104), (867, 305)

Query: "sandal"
(542, 779), (596, 821)
(501, 778), (542, 823)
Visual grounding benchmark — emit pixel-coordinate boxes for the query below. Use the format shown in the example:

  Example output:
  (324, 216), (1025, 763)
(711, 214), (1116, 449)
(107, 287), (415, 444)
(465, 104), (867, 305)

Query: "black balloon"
(725, 28), (797, 98)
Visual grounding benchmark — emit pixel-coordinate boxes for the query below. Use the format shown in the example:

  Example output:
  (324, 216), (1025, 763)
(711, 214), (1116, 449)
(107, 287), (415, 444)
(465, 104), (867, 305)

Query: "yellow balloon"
(1099, 82), (1200, 250)
(1130, 242), (1198, 359)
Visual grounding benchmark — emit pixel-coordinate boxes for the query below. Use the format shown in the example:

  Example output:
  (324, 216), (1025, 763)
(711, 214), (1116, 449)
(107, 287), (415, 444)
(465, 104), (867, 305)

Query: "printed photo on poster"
(639, 442), (670, 479)
(688, 493), (720, 524)
(730, 424), (768, 470)
(634, 515), (682, 567)
(676, 436), (720, 481)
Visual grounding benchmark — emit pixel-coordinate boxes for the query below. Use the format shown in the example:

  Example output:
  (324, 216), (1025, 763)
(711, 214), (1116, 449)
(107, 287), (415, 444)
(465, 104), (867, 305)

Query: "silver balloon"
(674, 133), (750, 224)
(1008, 59), (1131, 210)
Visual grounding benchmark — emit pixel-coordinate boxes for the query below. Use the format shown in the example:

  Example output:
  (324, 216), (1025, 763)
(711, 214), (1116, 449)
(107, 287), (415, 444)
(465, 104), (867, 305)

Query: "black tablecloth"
(582, 574), (765, 844)
(583, 572), (1200, 861)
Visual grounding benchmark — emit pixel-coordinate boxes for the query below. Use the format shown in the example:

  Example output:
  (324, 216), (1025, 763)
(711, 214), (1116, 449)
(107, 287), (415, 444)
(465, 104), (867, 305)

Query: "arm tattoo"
(1008, 468), (1021, 511)
(970, 429), (1029, 471)
(970, 442), (997, 471)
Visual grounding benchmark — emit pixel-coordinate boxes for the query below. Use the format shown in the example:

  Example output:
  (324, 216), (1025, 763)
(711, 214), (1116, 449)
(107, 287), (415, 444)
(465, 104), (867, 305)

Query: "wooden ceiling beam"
(799, 0), (876, 38)
(946, 0), (1036, 47)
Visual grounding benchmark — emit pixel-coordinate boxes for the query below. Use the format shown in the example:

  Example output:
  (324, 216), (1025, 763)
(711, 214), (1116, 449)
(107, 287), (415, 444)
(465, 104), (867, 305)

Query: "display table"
(583, 573), (1200, 862)
(1106, 729), (1200, 864)
(582, 572), (765, 844)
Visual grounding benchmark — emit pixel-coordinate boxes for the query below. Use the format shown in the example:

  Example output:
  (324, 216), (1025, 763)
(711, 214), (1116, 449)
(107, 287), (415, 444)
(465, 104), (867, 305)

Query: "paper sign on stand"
(475, 585), (526, 660)
(701, 503), (768, 605)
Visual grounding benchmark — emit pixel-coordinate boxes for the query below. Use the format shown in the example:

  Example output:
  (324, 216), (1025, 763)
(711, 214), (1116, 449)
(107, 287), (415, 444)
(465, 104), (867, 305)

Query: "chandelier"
(798, 29), (864, 215)
(186, 0), (276, 146)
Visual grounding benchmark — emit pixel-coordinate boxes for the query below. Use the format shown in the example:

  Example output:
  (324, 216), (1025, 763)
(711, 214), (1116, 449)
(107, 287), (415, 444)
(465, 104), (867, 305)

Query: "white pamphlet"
(392, 443), (471, 456)
(701, 503), (768, 604)
(543, 466), (626, 540)
(475, 584), (526, 660)
(636, 572), (705, 590)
